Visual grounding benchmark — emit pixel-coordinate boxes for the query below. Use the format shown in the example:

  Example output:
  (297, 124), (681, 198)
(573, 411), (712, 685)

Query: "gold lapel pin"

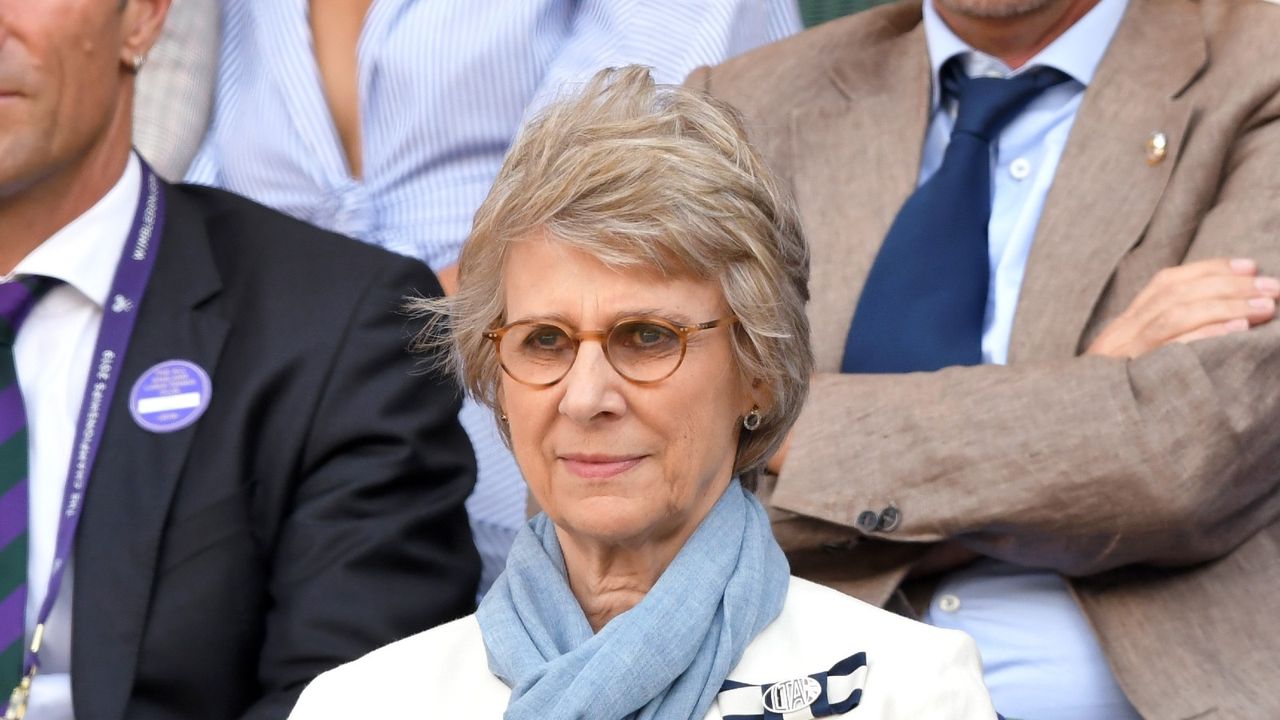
(1146, 131), (1168, 165)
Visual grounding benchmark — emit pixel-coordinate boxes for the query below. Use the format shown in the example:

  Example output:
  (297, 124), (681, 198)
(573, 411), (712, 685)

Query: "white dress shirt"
(5, 155), (140, 720)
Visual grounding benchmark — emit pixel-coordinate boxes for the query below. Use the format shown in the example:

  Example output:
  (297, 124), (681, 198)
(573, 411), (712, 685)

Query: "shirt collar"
(922, 0), (1130, 110)
(11, 153), (142, 308)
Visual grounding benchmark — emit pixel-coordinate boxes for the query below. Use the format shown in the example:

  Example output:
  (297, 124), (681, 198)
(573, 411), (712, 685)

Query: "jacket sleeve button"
(856, 510), (880, 532)
(876, 505), (901, 532)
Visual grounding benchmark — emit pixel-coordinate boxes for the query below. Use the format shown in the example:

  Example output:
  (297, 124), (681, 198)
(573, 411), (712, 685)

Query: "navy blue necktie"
(841, 62), (1070, 373)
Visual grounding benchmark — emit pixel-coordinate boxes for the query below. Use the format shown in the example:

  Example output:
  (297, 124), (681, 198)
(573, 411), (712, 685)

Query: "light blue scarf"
(478, 480), (790, 720)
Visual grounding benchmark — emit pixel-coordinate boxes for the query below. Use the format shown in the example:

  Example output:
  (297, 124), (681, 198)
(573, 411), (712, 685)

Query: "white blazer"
(289, 577), (996, 719)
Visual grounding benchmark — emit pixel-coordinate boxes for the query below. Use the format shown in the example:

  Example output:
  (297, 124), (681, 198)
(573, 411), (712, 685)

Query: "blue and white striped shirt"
(186, 0), (801, 597)
(186, 0), (801, 272)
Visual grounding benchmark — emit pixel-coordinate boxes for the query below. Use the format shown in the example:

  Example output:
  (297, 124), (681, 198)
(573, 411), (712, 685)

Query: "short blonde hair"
(417, 66), (812, 481)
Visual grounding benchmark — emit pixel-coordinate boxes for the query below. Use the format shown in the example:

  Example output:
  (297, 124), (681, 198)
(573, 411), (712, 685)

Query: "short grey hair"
(415, 65), (812, 483)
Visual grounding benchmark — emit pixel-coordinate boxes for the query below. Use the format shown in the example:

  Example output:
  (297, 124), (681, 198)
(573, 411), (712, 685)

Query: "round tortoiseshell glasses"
(485, 315), (738, 386)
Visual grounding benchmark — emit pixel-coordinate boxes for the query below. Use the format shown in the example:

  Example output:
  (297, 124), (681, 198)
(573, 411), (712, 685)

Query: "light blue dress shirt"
(186, 0), (801, 596)
(916, 1), (1142, 718)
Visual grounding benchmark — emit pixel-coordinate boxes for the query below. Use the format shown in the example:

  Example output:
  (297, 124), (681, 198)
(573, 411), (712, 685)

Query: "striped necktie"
(0, 277), (58, 697)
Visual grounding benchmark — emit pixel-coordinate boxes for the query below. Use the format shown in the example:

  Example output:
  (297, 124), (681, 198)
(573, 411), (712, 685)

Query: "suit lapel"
(1008, 0), (1207, 362)
(72, 185), (228, 720)
(792, 10), (931, 369)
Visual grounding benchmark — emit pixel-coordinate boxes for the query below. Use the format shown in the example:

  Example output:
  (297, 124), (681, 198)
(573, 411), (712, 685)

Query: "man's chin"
(0, 156), (52, 200)
(0, 146), (44, 200)
(934, 0), (1062, 20)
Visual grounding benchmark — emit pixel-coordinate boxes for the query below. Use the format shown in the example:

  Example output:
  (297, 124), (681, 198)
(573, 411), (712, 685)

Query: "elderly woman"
(290, 67), (996, 719)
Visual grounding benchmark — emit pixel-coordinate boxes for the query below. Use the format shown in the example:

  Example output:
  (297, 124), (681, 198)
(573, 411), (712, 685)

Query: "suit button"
(876, 505), (901, 532)
(856, 510), (880, 532)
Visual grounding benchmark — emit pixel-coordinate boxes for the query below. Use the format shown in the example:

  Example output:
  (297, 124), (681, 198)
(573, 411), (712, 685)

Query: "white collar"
(10, 153), (142, 308)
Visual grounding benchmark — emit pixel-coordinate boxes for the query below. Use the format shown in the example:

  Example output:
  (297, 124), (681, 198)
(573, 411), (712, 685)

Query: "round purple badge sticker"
(129, 360), (212, 433)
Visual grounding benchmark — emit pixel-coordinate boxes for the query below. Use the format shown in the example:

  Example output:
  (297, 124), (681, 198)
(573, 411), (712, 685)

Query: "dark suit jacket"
(67, 183), (480, 720)
(691, 0), (1280, 717)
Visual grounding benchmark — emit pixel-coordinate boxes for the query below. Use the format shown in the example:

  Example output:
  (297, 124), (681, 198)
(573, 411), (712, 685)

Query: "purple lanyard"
(22, 161), (165, 678)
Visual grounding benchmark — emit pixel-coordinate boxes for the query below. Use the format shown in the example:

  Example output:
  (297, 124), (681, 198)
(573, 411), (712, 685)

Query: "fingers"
(1247, 293), (1280, 325)
(1147, 295), (1277, 339)
(1171, 318), (1251, 345)
(1087, 258), (1278, 359)
(1130, 257), (1256, 307)
(1164, 275), (1277, 312)
(1129, 264), (1278, 329)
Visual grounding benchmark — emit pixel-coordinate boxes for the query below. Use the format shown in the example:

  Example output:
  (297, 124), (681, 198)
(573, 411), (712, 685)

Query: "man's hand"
(1087, 258), (1279, 359)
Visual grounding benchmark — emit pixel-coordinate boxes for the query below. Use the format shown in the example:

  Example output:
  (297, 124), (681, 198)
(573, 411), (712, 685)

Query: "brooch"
(717, 651), (867, 719)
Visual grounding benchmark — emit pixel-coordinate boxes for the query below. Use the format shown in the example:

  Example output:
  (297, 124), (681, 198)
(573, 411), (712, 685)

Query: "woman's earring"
(499, 412), (509, 424)
(130, 53), (147, 72)
(742, 407), (762, 431)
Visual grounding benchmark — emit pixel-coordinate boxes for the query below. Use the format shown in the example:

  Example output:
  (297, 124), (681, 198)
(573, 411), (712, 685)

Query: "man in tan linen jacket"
(689, 0), (1280, 717)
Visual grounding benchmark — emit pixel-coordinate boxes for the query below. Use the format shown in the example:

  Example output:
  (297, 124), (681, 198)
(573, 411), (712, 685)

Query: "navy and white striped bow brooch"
(718, 651), (867, 720)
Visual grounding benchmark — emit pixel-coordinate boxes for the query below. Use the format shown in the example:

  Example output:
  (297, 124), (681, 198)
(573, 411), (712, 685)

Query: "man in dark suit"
(0, 2), (479, 719)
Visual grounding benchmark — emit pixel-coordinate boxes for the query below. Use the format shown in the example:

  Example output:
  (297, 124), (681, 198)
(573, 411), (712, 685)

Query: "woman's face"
(499, 235), (755, 551)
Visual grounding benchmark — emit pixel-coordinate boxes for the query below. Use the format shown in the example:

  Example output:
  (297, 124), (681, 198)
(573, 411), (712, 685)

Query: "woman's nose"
(557, 340), (626, 423)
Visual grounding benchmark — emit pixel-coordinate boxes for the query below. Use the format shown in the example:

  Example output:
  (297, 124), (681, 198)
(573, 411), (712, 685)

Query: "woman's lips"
(559, 454), (644, 480)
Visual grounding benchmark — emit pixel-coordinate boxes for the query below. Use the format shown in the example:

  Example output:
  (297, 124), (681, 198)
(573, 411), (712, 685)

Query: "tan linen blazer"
(690, 1), (1280, 718)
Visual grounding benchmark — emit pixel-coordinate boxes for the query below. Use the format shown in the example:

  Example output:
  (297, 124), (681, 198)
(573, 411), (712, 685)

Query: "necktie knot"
(841, 62), (1069, 373)
(946, 61), (1071, 141)
(0, 277), (58, 346)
